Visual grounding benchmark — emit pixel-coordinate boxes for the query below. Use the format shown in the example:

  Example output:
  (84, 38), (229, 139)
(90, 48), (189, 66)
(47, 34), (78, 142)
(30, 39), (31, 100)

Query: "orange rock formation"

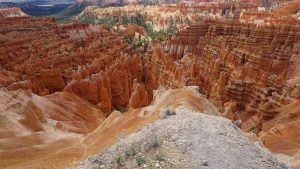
(0, 89), (105, 168)
(0, 1), (300, 168)
(0, 16), (149, 114)
(144, 19), (300, 166)
(0, 7), (27, 18)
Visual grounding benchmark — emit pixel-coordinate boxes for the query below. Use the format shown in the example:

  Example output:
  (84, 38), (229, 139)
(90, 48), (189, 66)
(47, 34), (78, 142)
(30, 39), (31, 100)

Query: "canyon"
(0, 0), (300, 168)
(77, 1), (259, 32)
(145, 19), (300, 166)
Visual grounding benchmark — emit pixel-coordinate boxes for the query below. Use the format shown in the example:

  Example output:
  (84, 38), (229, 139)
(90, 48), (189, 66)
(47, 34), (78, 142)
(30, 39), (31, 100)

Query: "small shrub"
(278, 162), (290, 169)
(150, 135), (160, 149)
(248, 126), (256, 132)
(125, 146), (136, 158)
(116, 156), (124, 166)
(135, 155), (146, 166)
(125, 150), (131, 158)
(155, 155), (165, 162)
(131, 146), (136, 156)
(116, 107), (128, 113)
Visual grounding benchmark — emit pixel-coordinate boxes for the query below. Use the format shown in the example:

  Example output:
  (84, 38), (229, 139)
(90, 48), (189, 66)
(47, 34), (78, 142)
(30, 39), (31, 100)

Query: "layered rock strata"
(0, 89), (105, 168)
(0, 3), (300, 168)
(64, 53), (147, 114)
(0, 16), (149, 114)
(143, 19), (300, 167)
(0, 86), (219, 169)
(0, 7), (27, 18)
(145, 20), (300, 131)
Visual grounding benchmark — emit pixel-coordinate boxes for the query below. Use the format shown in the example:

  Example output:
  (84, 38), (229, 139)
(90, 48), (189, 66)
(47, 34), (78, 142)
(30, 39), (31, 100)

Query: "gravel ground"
(77, 108), (290, 169)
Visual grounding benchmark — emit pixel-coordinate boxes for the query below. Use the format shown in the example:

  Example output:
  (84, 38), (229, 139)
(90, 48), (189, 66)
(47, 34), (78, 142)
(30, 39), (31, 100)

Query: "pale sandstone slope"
(0, 87), (218, 169)
(78, 109), (288, 169)
(0, 89), (105, 169)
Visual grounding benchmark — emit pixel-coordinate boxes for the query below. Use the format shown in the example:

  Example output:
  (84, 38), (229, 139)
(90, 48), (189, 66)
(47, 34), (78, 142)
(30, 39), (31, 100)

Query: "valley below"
(0, 0), (300, 168)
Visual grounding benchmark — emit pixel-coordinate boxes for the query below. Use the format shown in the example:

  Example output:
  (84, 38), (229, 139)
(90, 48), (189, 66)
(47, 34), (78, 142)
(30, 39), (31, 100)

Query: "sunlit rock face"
(80, 4), (216, 32)
(0, 86), (219, 168)
(240, 0), (300, 25)
(258, 100), (300, 168)
(144, 19), (300, 164)
(64, 54), (147, 114)
(0, 7), (27, 18)
(0, 89), (106, 168)
(0, 13), (150, 167)
(0, 15), (149, 115)
(146, 19), (299, 120)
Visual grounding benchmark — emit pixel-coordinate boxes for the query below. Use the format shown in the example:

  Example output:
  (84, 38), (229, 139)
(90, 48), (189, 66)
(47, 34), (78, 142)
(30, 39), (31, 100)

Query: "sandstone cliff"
(0, 16), (149, 113)
(142, 18), (300, 167)
(0, 1), (299, 168)
(144, 20), (299, 131)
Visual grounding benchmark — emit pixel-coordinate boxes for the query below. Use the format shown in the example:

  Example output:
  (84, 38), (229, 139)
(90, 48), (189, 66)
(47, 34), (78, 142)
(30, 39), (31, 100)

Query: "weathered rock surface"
(240, 0), (300, 25)
(0, 15), (149, 115)
(0, 89), (105, 168)
(64, 53), (146, 114)
(144, 18), (300, 166)
(80, 3), (229, 33)
(19, 100), (47, 131)
(0, 7), (27, 18)
(0, 86), (219, 169)
(78, 109), (288, 169)
(145, 20), (299, 128)
(259, 100), (300, 168)
(0, 1), (300, 168)
(129, 79), (149, 109)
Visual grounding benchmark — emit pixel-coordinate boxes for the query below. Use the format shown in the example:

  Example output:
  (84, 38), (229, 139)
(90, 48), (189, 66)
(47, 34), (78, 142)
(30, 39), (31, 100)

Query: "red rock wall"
(145, 20), (300, 130)
(1, 7), (299, 127)
(64, 53), (147, 115)
(0, 17), (125, 93)
(0, 16), (150, 115)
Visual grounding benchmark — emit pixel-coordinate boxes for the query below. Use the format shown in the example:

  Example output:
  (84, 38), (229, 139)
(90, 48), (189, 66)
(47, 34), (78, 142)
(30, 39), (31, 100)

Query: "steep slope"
(0, 15), (149, 115)
(260, 100), (300, 168)
(0, 1), (299, 168)
(0, 89), (105, 168)
(78, 110), (287, 169)
(142, 17), (300, 167)
(144, 19), (299, 125)
(0, 87), (218, 168)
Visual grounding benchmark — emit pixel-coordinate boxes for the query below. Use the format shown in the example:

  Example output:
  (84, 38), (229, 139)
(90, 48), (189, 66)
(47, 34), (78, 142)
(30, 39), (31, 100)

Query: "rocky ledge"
(78, 109), (289, 169)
